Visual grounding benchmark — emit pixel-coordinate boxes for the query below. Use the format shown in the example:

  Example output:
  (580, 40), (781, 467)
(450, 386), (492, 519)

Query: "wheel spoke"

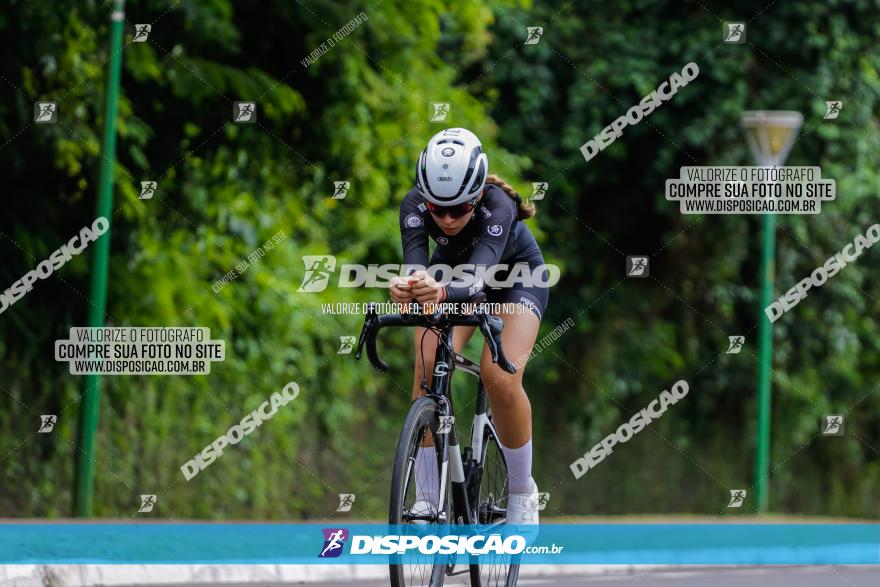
(390, 402), (449, 587)
(471, 429), (517, 587)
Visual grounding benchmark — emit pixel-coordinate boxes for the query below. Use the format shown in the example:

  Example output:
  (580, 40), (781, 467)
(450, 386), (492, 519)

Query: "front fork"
(441, 381), (491, 526)
(435, 382), (490, 576)
(465, 381), (491, 524)
(435, 394), (474, 526)
(433, 336), (489, 527)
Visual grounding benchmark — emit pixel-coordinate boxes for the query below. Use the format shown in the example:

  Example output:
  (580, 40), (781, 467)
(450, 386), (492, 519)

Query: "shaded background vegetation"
(1, 0), (878, 519)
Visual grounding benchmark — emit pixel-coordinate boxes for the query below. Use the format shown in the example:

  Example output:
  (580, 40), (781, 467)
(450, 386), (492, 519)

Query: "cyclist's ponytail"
(485, 175), (536, 220)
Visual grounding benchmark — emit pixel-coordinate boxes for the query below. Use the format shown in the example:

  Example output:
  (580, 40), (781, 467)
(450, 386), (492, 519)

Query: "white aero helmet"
(415, 127), (488, 206)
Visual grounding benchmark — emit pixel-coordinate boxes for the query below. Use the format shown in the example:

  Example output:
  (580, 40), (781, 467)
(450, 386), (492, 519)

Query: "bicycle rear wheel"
(469, 420), (519, 587)
(389, 397), (449, 587)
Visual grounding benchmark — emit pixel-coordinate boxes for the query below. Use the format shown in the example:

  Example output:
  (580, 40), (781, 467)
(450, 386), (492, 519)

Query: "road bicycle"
(356, 298), (521, 587)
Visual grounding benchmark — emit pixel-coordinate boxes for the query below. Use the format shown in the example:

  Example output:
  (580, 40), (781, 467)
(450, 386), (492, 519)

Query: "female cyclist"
(389, 127), (549, 526)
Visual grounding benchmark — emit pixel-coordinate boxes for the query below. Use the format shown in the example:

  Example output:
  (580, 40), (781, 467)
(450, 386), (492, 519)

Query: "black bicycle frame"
(426, 326), (493, 527)
(355, 301), (515, 527)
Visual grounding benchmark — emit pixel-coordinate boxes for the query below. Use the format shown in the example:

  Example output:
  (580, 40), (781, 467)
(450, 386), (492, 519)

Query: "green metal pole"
(754, 212), (776, 513)
(73, 0), (125, 517)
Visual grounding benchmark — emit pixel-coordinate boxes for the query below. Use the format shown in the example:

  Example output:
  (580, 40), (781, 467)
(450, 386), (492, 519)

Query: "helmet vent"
(468, 159), (486, 195)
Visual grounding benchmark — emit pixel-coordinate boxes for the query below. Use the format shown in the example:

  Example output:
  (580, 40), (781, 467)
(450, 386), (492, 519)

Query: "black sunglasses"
(426, 199), (477, 219)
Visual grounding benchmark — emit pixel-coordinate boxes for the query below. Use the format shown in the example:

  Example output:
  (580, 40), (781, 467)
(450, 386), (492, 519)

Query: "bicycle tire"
(469, 421), (520, 587)
(389, 396), (448, 587)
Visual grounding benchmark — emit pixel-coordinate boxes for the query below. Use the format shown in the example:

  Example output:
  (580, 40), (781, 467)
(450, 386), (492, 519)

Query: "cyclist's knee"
(487, 377), (522, 393)
(481, 369), (523, 399)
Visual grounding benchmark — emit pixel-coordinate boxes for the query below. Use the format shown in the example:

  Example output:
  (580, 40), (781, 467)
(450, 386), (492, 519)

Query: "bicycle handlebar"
(355, 295), (517, 375)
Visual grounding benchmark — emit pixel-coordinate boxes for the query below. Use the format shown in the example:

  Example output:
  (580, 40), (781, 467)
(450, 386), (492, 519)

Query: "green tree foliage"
(481, 0), (880, 515)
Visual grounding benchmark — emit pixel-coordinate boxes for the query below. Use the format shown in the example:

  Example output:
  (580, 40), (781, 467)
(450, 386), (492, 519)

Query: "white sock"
(414, 447), (439, 506)
(502, 438), (534, 494)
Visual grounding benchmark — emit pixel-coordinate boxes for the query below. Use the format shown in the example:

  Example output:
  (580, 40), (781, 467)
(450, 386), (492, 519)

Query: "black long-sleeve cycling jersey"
(398, 184), (543, 303)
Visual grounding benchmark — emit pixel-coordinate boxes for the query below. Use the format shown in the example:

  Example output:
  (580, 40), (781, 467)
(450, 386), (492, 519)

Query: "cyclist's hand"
(409, 270), (445, 304)
(389, 276), (414, 304)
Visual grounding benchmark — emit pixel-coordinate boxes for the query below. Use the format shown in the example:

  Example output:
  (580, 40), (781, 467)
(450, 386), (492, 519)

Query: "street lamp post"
(740, 110), (803, 513)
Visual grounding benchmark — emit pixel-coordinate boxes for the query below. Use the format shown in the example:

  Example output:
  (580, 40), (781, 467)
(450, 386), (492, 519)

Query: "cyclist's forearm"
(401, 237), (428, 272)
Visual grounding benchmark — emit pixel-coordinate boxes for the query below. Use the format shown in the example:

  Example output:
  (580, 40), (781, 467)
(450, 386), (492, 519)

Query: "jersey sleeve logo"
(417, 203), (427, 212)
(405, 213), (423, 228)
(480, 206), (492, 218)
(487, 224), (503, 237)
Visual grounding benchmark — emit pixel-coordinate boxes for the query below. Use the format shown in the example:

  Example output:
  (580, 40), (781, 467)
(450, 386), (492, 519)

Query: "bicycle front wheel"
(389, 396), (449, 587)
(469, 419), (520, 587)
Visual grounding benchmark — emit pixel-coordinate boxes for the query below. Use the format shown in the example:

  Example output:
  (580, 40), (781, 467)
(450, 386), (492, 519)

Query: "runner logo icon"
(338, 336), (356, 354)
(38, 415), (57, 433)
(139, 181), (157, 200)
(727, 489), (746, 508)
(727, 336), (744, 354)
(319, 528), (349, 558)
(525, 27), (543, 45)
(233, 102), (257, 123)
(626, 256), (649, 277)
(34, 102), (57, 123)
(437, 416), (455, 434)
(537, 492), (549, 511)
(138, 494), (157, 513)
(724, 22), (745, 43)
(337, 493), (356, 512)
(824, 101), (843, 120)
(133, 24), (151, 42)
(298, 255), (337, 292)
(822, 415), (844, 436)
(431, 103), (450, 122)
(332, 181), (350, 200)
(531, 182), (548, 201)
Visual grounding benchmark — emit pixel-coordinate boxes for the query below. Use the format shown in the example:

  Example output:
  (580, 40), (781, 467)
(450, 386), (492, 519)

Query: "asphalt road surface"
(131, 566), (880, 586)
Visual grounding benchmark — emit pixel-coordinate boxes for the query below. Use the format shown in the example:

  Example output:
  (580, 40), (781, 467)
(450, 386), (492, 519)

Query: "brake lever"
(355, 303), (378, 361)
(478, 315), (517, 374)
